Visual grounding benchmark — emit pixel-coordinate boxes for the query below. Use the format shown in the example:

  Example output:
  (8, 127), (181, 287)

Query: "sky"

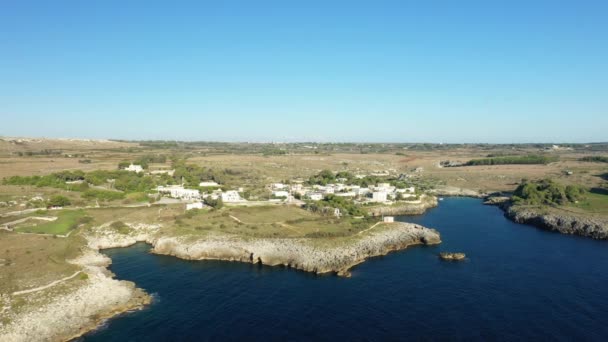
(1, 1), (607, 143)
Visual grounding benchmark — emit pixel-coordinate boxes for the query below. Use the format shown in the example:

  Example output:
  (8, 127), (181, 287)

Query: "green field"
(16, 210), (89, 235)
(570, 192), (608, 214)
(168, 205), (376, 239)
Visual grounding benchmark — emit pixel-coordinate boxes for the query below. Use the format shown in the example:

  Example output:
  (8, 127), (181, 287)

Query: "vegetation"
(466, 155), (558, 166)
(82, 189), (125, 201)
(16, 210), (90, 235)
(48, 195), (71, 207)
(118, 154), (167, 169)
(580, 156), (608, 163)
(304, 194), (367, 217)
(203, 197), (223, 209)
(512, 179), (587, 206)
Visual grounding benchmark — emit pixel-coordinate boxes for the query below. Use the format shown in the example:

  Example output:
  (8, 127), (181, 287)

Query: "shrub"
(48, 195), (71, 207)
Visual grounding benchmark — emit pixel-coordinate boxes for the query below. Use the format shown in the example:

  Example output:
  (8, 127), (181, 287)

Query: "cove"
(80, 198), (608, 341)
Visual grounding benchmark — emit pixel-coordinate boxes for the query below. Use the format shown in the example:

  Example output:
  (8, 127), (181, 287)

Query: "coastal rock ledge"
(505, 206), (608, 239)
(150, 222), (441, 277)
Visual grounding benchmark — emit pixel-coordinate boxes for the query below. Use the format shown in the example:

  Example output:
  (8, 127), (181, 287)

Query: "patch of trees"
(82, 189), (125, 201)
(118, 154), (167, 170)
(262, 148), (287, 156)
(304, 194), (367, 217)
(580, 156), (608, 163)
(4, 170), (157, 194)
(14, 150), (63, 157)
(512, 179), (587, 206)
(3, 171), (86, 189)
(465, 155), (558, 166)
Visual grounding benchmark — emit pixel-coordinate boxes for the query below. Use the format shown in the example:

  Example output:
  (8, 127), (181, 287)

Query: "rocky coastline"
(0, 220), (440, 341)
(503, 205), (608, 239)
(0, 249), (151, 342)
(86, 221), (441, 277)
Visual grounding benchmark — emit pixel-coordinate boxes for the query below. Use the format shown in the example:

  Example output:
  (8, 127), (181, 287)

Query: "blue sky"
(1, 1), (606, 142)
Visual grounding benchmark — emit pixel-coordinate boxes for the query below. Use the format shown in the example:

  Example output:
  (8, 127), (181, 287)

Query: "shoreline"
(1, 221), (440, 341)
(0, 249), (151, 342)
(502, 204), (608, 239)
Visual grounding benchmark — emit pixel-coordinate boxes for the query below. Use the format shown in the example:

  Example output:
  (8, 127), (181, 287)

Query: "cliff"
(505, 205), (608, 239)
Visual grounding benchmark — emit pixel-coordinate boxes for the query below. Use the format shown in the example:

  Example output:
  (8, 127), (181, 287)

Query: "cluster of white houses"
(156, 184), (244, 202)
(271, 181), (416, 204)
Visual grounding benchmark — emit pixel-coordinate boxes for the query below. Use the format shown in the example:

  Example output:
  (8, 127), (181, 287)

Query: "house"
(272, 190), (290, 198)
(221, 190), (244, 203)
(383, 216), (394, 223)
(307, 192), (324, 201)
(199, 181), (220, 187)
(372, 191), (388, 203)
(157, 185), (200, 200)
(335, 192), (356, 198)
(272, 183), (287, 190)
(186, 202), (204, 210)
(396, 187), (415, 194)
(125, 164), (144, 173)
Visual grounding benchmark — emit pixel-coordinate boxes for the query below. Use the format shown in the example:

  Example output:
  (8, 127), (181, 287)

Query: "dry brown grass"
(0, 232), (84, 294)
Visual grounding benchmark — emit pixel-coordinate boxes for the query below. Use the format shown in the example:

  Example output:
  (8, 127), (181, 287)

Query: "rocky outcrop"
(151, 222), (441, 277)
(84, 221), (441, 277)
(0, 249), (151, 342)
(505, 205), (608, 239)
(439, 252), (466, 261)
(430, 186), (486, 198)
(367, 196), (438, 216)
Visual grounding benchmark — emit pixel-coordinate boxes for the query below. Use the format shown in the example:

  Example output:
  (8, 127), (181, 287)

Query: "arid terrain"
(1, 137), (607, 341)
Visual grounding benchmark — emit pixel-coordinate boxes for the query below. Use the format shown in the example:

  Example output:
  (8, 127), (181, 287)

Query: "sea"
(80, 197), (608, 341)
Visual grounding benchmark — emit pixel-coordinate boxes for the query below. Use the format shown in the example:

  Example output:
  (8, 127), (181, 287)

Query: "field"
(14, 210), (88, 235)
(0, 232), (83, 294)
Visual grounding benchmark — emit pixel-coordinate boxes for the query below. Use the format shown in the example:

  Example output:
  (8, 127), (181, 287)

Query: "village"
(126, 158), (423, 213)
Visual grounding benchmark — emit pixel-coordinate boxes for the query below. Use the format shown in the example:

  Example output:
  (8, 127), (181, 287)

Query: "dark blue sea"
(81, 198), (608, 341)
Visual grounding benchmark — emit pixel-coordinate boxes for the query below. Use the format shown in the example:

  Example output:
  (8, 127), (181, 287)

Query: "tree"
(204, 197), (223, 209)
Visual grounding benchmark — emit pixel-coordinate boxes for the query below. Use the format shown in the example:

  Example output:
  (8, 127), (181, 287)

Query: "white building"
(372, 191), (388, 203)
(150, 169), (175, 176)
(221, 190), (244, 203)
(125, 164), (144, 173)
(383, 216), (395, 223)
(186, 202), (204, 210)
(272, 183), (287, 190)
(335, 192), (356, 198)
(272, 190), (290, 198)
(157, 185), (200, 200)
(307, 192), (324, 201)
(199, 181), (220, 187)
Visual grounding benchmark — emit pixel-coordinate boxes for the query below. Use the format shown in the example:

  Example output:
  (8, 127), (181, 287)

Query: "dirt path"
(12, 271), (82, 296)
(357, 221), (384, 235)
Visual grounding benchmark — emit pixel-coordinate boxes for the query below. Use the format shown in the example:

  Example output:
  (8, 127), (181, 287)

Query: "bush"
(48, 195), (71, 207)
(204, 197), (224, 209)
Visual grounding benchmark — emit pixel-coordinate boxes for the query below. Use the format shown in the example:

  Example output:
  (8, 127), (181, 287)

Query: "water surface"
(82, 198), (608, 341)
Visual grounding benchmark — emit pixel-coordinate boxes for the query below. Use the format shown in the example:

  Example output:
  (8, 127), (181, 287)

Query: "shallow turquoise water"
(81, 198), (608, 341)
